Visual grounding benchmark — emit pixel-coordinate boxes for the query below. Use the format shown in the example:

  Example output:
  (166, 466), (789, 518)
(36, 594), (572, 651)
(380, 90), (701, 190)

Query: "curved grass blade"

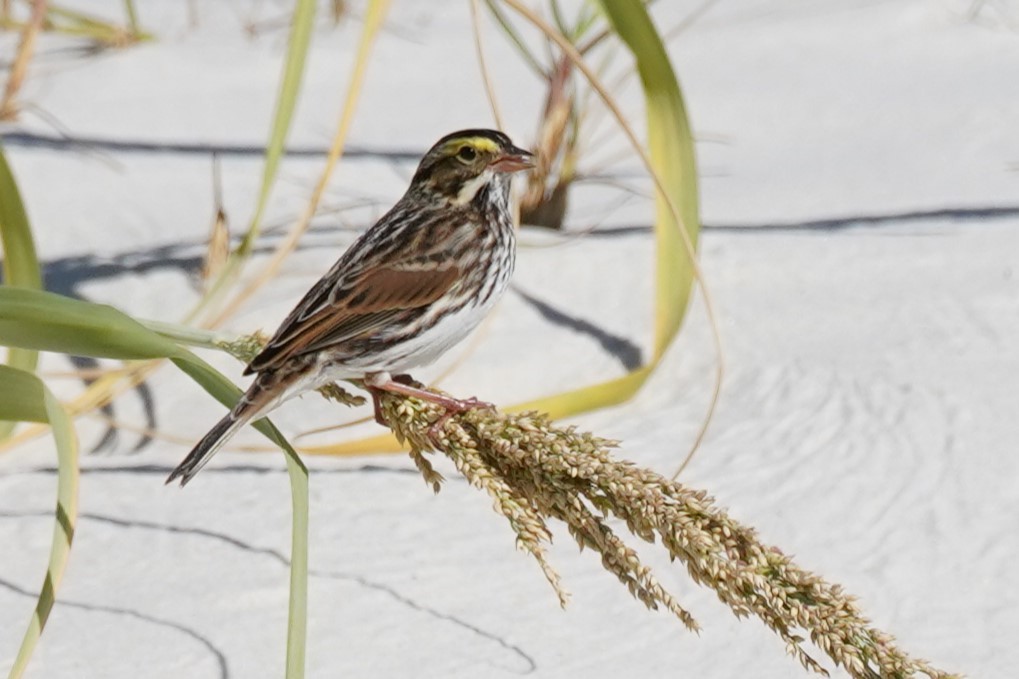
(1, 365), (79, 679)
(593, 0), (723, 478)
(0, 149), (42, 294)
(0, 145), (43, 439)
(0, 288), (308, 678)
(487, 0), (701, 415)
(0, 363), (46, 423)
(594, 0), (699, 357)
(0, 287), (183, 360)
(170, 354), (308, 679)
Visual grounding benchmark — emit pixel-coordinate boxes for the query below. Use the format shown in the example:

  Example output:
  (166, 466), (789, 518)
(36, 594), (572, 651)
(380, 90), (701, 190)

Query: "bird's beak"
(491, 145), (536, 173)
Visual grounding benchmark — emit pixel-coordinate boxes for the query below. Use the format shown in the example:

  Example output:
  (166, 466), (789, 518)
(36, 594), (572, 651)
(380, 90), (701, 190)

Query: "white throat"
(453, 169), (494, 206)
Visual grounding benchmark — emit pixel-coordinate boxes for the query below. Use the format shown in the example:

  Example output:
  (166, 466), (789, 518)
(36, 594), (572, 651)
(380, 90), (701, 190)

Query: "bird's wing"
(245, 261), (459, 374)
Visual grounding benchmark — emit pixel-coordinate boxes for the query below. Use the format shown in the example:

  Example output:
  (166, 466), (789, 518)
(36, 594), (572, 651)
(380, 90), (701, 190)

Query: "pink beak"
(491, 146), (535, 173)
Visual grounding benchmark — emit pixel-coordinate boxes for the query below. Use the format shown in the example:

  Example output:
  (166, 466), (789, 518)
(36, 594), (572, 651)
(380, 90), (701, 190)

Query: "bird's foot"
(425, 395), (493, 441)
(364, 371), (493, 438)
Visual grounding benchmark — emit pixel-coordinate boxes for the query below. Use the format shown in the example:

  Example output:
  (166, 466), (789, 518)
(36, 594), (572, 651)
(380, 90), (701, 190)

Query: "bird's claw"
(427, 397), (493, 442)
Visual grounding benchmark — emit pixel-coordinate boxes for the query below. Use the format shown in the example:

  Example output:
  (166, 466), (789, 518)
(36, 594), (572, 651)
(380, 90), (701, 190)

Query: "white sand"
(2, 1), (1017, 677)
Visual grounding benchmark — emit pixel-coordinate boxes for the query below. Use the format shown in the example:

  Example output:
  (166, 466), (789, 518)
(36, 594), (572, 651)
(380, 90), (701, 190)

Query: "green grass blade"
(44, 4), (154, 43)
(0, 148), (42, 293)
(46, 4), (123, 29)
(282, 451), (308, 679)
(549, 0), (571, 38)
(237, 0), (318, 257)
(593, 0), (700, 359)
(0, 286), (309, 677)
(122, 0), (140, 36)
(483, 0), (548, 78)
(0, 144), (43, 439)
(0, 287), (183, 359)
(0, 364), (47, 423)
(2, 367), (80, 679)
(169, 353), (308, 679)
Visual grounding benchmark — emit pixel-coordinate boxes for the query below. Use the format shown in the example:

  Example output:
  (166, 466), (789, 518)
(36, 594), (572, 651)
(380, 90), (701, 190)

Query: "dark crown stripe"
(432, 128), (511, 149)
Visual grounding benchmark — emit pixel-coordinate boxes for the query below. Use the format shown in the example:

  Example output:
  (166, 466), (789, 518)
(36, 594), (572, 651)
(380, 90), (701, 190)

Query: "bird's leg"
(369, 388), (386, 427)
(368, 374), (419, 427)
(364, 371), (493, 437)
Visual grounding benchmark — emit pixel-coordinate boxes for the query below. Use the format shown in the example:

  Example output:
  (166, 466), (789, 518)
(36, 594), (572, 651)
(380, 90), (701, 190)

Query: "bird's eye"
(457, 145), (477, 162)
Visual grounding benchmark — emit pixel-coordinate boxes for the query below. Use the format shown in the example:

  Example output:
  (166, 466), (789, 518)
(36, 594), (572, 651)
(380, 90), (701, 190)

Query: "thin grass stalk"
(236, 0), (316, 258)
(482, 0), (548, 78)
(191, 0), (318, 325)
(208, 0), (392, 329)
(470, 0), (505, 130)
(24, 4), (150, 45)
(497, 0), (711, 377)
(282, 451), (308, 678)
(121, 0), (139, 36)
(0, 0), (47, 120)
(589, 0), (724, 477)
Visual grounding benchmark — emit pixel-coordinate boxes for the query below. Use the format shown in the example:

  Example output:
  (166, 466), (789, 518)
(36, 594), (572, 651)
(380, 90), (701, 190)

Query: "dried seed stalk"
(377, 388), (958, 679)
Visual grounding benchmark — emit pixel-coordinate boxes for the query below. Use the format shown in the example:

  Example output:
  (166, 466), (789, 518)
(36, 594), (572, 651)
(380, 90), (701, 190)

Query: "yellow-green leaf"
(2, 366), (79, 679)
(0, 147), (42, 292)
(0, 363), (47, 423)
(0, 288), (308, 678)
(0, 144), (43, 439)
(595, 0), (699, 357)
(0, 287), (183, 360)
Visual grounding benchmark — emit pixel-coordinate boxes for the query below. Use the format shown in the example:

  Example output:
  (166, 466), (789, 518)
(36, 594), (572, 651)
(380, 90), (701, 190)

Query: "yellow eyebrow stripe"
(445, 136), (500, 154)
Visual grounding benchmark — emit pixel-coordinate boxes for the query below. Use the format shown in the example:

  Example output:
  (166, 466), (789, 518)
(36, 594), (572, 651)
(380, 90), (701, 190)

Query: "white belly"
(388, 300), (493, 371)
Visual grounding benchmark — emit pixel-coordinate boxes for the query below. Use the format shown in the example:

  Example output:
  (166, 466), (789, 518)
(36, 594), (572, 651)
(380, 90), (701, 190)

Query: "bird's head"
(410, 129), (535, 206)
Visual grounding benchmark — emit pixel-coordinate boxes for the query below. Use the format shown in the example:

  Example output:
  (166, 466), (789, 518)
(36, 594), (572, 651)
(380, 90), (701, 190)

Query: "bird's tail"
(166, 372), (286, 487)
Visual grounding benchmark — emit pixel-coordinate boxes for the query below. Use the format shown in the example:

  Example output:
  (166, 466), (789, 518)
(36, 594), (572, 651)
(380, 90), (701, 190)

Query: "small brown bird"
(167, 129), (533, 486)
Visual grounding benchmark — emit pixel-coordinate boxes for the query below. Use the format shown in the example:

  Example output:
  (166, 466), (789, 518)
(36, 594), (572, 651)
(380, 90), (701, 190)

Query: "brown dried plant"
(519, 55), (577, 229)
(0, 0), (46, 121)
